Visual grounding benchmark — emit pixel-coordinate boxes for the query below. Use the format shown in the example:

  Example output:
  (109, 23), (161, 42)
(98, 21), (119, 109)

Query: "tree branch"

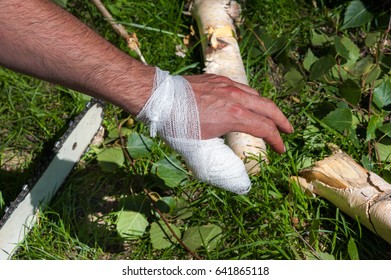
(91, 0), (147, 65)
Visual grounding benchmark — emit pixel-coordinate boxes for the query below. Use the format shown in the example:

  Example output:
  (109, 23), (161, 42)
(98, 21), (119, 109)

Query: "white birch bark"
(293, 149), (391, 244)
(192, 0), (267, 173)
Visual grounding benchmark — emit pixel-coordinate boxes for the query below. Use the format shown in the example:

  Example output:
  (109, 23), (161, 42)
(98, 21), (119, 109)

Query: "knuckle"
(227, 103), (246, 118)
(263, 98), (278, 110)
(262, 120), (279, 136)
(216, 75), (232, 84)
(224, 87), (247, 100)
(225, 86), (242, 95)
(262, 118), (275, 128)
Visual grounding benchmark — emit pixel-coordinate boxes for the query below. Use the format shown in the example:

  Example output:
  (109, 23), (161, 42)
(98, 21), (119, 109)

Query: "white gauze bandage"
(136, 68), (251, 194)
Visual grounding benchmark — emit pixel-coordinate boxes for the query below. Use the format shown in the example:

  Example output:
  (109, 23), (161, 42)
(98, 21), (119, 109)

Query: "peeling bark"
(293, 148), (391, 244)
(191, 0), (267, 173)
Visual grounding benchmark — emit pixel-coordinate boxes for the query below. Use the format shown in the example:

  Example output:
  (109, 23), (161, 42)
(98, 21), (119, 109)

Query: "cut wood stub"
(293, 149), (391, 244)
(192, 0), (268, 173)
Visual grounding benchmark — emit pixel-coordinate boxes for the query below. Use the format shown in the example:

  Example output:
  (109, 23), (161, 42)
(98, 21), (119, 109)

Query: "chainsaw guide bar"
(0, 99), (104, 259)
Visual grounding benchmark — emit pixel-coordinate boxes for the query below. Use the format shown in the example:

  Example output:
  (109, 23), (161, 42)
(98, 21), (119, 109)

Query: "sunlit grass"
(3, 0), (390, 260)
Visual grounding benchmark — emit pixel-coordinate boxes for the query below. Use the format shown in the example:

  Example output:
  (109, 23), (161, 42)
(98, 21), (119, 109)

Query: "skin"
(0, 0), (293, 154)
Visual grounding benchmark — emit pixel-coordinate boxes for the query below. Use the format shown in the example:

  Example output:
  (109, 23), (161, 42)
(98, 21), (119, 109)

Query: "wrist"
(92, 56), (156, 116)
(113, 61), (156, 116)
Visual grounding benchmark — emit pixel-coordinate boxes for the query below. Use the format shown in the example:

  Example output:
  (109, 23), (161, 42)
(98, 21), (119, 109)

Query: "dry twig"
(92, 0), (147, 65)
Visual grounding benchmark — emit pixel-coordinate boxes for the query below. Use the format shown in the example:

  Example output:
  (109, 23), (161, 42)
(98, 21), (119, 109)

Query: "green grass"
(1, 0), (390, 260)
(0, 67), (87, 216)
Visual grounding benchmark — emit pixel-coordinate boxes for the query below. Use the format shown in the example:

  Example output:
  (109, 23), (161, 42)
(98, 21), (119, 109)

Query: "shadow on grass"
(44, 165), (169, 259)
(0, 121), (75, 217)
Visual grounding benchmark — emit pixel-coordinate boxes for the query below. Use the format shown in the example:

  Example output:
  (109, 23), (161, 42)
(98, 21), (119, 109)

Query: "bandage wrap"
(137, 68), (251, 194)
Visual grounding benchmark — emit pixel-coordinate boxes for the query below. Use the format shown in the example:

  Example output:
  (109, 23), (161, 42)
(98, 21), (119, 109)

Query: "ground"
(0, 0), (390, 259)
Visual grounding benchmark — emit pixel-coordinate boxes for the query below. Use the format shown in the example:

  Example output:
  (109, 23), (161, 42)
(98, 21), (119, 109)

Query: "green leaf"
(365, 32), (380, 48)
(97, 147), (124, 172)
(172, 198), (193, 220)
(379, 122), (391, 137)
(338, 79), (362, 105)
(361, 155), (374, 171)
(334, 36), (360, 64)
(318, 252), (335, 260)
(331, 64), (350, 81)
(375, 142), (391, 162)
(314, 101), (336, 119)
(150, 221), (181, 250)
(334, 36), (350, 61)
(348, 238), (360, 260)
(373, 79), (391, 110)
(119, 195), (153, 218)
(351, 56), (374, 77)
(381, 55), (391, 70)
(382, 169), (391, 184)
(108, 127), (132, 139)
(341, 0), (374, 30)
(303, 49), (318, 71)
(304, 250), (335, 260)
(153, 156), (188, 188)
(310, 56), (336, 80)
(296, 156), (314, 170)
(116, 211), (149, 239)
(366, 65), (382, 84)
(182, 224), (222, 251)
(283, 68), (304, 90)
(322, 108), (353, 133)
(310, 30), (333, 46)
(158, 196), (177, 213)
(366, 115), (383, 141)
(126, 132), (155, 159)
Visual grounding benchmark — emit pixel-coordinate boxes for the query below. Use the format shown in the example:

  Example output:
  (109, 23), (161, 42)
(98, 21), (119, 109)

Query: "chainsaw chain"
(0, 99), (104, 230)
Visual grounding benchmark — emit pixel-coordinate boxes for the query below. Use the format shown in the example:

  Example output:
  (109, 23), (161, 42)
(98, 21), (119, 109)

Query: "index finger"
(248, 95), (293, 134)
(225, 85), (294, 134)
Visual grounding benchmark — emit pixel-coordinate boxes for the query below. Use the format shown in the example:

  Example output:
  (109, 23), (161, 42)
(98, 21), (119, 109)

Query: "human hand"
(137, 68), (293, 193)
(184, 74), (294, 154)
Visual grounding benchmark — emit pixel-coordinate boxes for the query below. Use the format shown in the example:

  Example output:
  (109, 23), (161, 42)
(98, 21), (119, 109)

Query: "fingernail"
(290, 124), (295, 133)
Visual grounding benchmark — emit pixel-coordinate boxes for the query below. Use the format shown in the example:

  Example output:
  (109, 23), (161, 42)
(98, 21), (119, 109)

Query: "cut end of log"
(295, 148), (391, 244)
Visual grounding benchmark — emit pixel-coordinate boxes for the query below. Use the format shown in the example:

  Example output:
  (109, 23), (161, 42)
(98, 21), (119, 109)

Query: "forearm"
(0, 0), (155, 115)
(0, 0), (293, 152)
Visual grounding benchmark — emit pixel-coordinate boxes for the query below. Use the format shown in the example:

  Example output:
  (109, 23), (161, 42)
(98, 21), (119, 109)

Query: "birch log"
(293, 148), (391, 244)
(191, 0), (267, 173)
